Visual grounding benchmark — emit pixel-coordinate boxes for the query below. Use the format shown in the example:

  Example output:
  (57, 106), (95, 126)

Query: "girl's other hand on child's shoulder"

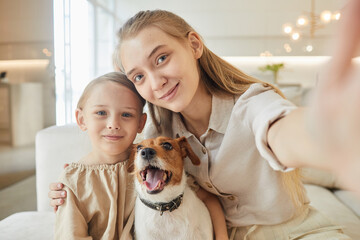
(48, 164), (69, 212)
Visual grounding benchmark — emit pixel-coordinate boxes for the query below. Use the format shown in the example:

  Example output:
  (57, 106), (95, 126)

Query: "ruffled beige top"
(54, 161), (135, 240)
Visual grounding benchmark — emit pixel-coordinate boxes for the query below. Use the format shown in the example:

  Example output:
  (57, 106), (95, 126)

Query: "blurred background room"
(0, 0), (347, 221)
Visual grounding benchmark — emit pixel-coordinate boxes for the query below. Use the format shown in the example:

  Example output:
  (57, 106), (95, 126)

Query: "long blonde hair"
(113, 10), (305, 209)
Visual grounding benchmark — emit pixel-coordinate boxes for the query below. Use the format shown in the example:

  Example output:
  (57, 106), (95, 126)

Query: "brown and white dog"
(129, 136), (213, 240)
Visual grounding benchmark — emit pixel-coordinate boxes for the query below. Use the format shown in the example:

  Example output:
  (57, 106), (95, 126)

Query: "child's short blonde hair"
(77, 72), (146, 112)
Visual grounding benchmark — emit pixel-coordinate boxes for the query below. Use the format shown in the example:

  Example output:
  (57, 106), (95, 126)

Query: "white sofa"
(0, 124), (91, 240)
(0, 123), (360, 239)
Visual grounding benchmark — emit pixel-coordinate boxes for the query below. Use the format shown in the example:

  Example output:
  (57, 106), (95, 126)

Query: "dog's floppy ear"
(127, 144), (136, 173)
(177, 137), (200, 166)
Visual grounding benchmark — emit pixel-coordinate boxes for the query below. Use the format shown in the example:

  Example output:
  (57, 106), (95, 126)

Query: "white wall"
(115, 0), (344, 56)
(0, 0), (55, 128)
(0, 0), (54, 59)
(223, 56), (330, 88)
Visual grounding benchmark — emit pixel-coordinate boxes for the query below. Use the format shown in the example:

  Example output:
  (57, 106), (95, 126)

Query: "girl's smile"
(159, 82), (179, 101)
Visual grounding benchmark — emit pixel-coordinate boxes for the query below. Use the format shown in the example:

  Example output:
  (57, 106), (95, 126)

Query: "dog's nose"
(141, 148), (156, 160)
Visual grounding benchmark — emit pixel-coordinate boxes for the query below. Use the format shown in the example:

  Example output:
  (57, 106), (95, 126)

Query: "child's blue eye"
(122, 112), (132, 118)
(134, 74), (143, 82)
(157, 55), (167, 64)
(96, 111), (106, 116)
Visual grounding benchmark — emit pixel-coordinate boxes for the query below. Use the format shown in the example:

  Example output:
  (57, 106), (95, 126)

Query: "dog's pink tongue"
(145, 169), (164, 191)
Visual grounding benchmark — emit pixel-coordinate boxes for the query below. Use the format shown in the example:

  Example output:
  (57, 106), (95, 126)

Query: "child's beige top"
(55, 161), (135, 240)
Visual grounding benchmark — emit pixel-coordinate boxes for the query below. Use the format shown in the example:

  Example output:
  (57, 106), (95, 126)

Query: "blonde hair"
(77, 72), (146, 112)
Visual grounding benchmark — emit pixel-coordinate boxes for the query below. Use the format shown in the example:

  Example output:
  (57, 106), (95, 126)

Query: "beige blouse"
(54, 161), (135, 240)
(144, 83), (307, 227)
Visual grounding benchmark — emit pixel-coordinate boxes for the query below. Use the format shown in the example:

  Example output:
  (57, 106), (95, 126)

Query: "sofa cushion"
(36, 124), (91, 212)
(0, 211), (54, 240)
(305, 184), (360, 240)
(334, 189), (360, 217)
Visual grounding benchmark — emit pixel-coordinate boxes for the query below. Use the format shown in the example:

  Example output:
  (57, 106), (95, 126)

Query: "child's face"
(77, 81), (146, 158)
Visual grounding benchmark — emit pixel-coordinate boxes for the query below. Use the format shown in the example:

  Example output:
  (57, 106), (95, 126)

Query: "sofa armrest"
(0, 211), (55, 240)
(305, 184), (360, 239)
(35, 124), (91, 212)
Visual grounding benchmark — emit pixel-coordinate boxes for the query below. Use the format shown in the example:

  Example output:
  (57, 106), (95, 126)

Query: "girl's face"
(120, 26), (203, 113)
(76, 81), (146, 158)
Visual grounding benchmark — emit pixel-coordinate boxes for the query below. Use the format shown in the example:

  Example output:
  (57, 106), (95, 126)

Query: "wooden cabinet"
(0, 83), (11, 143)
(0, 82), (43, 146)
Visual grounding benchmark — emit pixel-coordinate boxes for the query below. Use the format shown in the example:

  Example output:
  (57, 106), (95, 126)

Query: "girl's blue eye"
(96, 111), (106, 116)
(122, 112), (132, 118)
(134, 74), (143, 82)
(157, 55), (167, 64)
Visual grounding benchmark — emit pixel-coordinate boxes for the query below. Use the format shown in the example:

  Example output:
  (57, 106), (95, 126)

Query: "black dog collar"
(139, 193), (184, 216)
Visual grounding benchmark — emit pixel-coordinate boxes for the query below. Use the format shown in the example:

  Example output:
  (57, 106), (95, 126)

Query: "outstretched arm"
(268, 0), (360, 196)
(197, 187), (229, 240)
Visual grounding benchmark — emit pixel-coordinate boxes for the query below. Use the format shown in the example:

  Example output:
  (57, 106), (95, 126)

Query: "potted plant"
(258, 63), (284, 85)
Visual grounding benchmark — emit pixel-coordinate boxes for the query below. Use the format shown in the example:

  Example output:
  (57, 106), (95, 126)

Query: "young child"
(54, 72), (147, 239)
(54, 72), (229, 240)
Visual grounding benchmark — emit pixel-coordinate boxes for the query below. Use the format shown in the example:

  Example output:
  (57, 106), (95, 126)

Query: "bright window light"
(54, 0), (117, 125)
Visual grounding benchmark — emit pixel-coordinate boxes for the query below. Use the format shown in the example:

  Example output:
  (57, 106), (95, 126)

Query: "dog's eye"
(161, 142), (173, 150)
(136, 145), (143, 152)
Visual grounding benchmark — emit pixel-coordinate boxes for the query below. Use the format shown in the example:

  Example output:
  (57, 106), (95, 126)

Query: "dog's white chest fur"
(134, 180), (212, 240)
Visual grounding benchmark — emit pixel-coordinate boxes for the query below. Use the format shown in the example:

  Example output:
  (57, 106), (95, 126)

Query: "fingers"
(336, 0), (360, 58)
(48, 182), (66, 208)
(328, 0), (360, 83)
(50, 198), (64, 208)
(48, 180), (67, 210)
(48, 189), (66, 199)
(49, 182), (64, 191)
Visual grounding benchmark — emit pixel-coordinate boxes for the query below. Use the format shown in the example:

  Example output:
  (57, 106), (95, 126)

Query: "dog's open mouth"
(140, 166), (172, 194)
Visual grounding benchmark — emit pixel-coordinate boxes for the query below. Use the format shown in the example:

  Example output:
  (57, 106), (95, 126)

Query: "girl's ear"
(187, 31), (203, 59)
(137, 113), (147, 133)
(75, 108), (87, 131)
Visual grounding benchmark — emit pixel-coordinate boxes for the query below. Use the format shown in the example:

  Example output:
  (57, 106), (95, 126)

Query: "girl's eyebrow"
(148, 44), (165, 59)
(122, 107), (138, 110)
(92, 105), (138, 110)
(126, 44), (165, 76)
